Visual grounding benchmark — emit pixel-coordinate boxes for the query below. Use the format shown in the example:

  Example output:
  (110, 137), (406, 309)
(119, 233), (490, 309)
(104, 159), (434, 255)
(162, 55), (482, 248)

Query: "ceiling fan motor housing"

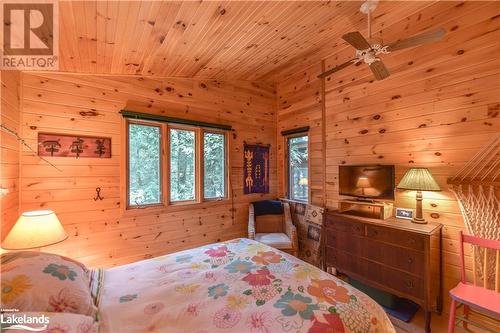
(360, 0), (379, 14)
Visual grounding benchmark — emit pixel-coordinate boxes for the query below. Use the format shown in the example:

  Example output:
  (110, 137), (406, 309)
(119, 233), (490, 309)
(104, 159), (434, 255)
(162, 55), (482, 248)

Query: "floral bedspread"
(97, 238), (395, 333)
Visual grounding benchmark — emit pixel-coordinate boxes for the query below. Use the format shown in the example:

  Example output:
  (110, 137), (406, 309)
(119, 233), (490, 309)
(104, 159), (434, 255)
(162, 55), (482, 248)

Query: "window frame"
(285, 132), (310, 203)
(126, 119), (165, 209)
(124, 119), (229, 210)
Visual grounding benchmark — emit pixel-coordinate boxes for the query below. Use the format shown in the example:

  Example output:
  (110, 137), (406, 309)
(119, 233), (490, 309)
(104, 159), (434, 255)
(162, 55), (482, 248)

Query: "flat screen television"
(339, 165), (395, 200)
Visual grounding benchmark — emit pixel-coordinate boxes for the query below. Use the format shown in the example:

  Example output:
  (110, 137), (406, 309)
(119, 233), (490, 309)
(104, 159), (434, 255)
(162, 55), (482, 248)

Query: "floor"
(391, 309), (497, 333)
(391, 310), (448, 333)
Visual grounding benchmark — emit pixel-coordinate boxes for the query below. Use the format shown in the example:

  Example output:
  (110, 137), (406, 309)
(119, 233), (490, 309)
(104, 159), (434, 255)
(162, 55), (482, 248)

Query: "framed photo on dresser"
(396, 207), (414, 220)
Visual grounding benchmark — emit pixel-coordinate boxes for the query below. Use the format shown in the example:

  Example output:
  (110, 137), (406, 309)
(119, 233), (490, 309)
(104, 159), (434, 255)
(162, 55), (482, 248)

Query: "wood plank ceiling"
(58, 0), (434, 81)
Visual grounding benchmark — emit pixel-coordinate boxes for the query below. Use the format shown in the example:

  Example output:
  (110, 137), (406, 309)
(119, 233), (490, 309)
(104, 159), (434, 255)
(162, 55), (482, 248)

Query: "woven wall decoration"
(243, 143), (270, 194)
(448, 134), (499, 288)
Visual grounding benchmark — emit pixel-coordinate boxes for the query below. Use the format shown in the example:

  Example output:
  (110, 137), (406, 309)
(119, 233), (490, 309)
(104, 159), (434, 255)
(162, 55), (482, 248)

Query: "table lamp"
(2, 210), (67, 250)
(397, 168), (441, 224)
(356, 176), (371, 196)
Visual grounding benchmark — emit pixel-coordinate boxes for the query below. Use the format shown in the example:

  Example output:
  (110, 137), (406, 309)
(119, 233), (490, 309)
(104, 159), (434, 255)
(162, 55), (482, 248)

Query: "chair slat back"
(460, 231), (500, 290)
(496, 250), (500, 292)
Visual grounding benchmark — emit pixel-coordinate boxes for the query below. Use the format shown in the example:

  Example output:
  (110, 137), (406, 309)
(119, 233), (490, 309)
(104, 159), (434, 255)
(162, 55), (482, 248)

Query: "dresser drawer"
(382, 266), (424, 299)
(366, 224), (425, 251)
(326, 217), (365, 236)
(326, 229), (363, 256)
(362, 239), (424, 275)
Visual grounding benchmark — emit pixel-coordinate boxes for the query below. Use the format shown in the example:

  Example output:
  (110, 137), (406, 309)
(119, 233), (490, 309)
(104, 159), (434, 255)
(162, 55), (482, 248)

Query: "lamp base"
(411, 217), (427, 224)
(412, 190), (427, 224)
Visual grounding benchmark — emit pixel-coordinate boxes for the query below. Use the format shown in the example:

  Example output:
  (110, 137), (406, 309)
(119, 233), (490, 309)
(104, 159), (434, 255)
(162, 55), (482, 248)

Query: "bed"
(1, 238), (395, 333)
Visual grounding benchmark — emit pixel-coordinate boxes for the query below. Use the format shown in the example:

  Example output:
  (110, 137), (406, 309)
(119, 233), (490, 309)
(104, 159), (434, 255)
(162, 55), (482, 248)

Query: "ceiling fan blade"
(342, 31), (371, 50)
(386, 27), (446, 52)
(370, 60), (390, 80)
(317, 59), (356, 79)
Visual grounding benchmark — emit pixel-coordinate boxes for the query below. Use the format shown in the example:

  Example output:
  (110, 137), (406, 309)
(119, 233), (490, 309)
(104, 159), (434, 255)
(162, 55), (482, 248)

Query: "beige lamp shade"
(397, 168), (441, 191)
(356, 176), (371, 188)
(2, 210), (67, 250)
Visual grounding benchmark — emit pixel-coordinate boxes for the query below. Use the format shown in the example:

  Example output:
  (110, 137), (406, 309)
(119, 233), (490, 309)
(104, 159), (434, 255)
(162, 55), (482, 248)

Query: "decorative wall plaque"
(38, 133), (111, 158)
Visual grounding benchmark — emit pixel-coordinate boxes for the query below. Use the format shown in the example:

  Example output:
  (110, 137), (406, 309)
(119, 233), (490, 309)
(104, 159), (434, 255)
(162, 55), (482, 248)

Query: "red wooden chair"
(448, 231), (500, 332)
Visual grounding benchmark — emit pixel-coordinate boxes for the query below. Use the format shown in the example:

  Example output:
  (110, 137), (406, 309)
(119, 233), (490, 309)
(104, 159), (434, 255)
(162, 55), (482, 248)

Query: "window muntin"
(203, 132), (225, 199)
(169, 128), (196, 202)
(128, 123), (161, 206)
(288, 135), (308, 202)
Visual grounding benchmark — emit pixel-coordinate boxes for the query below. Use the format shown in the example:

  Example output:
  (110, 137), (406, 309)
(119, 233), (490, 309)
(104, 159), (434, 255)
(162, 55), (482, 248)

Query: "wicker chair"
(248, 200), (298, 256)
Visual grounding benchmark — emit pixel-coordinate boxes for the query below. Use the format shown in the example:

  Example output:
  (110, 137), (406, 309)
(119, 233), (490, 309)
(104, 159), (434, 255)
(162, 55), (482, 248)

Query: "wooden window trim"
(126, 119), (164, 209)
(124, 119), (230, 211)
(285, 132), (310, 203)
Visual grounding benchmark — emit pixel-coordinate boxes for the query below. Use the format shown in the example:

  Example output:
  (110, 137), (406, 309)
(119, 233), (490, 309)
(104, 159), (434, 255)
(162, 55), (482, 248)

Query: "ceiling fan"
(318, 0), (446, 80)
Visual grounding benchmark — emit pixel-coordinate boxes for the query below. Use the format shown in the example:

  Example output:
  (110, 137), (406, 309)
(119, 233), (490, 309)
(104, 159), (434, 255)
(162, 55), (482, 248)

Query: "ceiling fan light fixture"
(360, 0), (379, 14)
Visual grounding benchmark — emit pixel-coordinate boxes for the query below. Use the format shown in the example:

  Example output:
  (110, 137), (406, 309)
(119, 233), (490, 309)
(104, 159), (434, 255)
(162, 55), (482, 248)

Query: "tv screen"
(339, 165), (395, 200)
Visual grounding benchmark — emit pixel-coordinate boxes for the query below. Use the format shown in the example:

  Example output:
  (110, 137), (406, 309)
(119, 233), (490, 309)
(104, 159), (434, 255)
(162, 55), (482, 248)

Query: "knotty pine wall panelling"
(276, 0), (500, 315)
(276, 63), (325, 206)
(1, 71), (21, 238)
(18, 72), (277, 267)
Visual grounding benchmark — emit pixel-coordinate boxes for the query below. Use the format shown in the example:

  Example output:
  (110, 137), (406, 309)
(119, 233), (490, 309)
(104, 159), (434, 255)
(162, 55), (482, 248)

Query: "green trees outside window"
(204, 132), (225, 199)
(128, 123), (161, 206)
(288, 135), (308, 202)
(170, 128), (196, 202)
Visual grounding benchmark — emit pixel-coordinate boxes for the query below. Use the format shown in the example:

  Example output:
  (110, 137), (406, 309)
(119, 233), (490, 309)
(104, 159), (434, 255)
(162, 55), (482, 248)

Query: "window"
(288, 135), (308, 202)
(169, 128), (196, 202)
(204, 132), (225, 199)
(127, 123), (161, 206)
(126, 120), (228, 208)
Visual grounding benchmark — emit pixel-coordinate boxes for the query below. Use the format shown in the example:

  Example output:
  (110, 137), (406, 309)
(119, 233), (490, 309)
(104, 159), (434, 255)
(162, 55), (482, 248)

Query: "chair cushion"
(255, 215), (284, 233)
(255, 233), (292, 249)
(450, 282), (500, 318)
(253, 200), (283, 217)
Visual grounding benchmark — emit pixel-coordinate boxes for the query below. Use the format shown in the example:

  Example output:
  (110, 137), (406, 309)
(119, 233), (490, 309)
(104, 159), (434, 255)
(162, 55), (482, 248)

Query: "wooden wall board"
(276, 63), (324, 206)
(10, 72), (277, 267)
(276, 1), (500, 321)
(1, 71), (21, 240)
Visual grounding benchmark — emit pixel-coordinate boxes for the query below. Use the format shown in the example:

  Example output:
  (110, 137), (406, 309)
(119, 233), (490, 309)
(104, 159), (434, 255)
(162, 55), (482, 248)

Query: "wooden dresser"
(324, 211), (442, 333)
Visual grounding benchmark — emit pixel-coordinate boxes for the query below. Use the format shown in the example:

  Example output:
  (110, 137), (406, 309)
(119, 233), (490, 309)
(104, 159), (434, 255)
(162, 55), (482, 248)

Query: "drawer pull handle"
(407, 258), (414, 264)
(408, 238), (416, 244)
(405, 280), (415, 289)
(372, 230), (378, 236)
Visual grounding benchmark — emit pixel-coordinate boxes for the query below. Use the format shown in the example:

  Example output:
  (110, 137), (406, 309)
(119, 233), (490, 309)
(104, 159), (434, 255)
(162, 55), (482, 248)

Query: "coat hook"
(94, 187), (104, 201)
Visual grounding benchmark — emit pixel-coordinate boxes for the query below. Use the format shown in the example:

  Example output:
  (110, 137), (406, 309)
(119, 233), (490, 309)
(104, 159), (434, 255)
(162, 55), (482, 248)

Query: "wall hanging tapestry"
(38, 133), (112, 158)
(243, 143), (270, 194)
